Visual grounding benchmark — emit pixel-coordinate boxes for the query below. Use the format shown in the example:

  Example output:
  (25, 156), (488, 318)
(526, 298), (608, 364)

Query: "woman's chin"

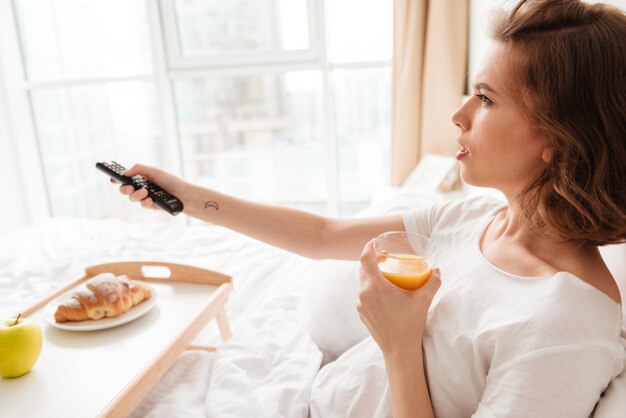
(460, 170), (495, 190)
(459, 170), (480, 187)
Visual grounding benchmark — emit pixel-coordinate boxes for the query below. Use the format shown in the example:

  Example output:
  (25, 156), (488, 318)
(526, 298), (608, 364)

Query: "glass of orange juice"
(374, 231), (436, 291)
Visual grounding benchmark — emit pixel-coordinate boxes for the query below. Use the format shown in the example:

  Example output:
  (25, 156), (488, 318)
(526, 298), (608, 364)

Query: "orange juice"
(378, 254), (432, 290)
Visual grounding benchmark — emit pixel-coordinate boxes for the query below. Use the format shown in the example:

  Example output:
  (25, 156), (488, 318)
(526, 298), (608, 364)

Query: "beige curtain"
(391, 0), (468, 186)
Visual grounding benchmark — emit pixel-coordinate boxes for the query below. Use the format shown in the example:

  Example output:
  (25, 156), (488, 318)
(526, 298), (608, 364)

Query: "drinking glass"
(373, 231), (436, 290)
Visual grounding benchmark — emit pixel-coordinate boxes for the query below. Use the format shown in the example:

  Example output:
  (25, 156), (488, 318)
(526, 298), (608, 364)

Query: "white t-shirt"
(310, 196), (625, 418)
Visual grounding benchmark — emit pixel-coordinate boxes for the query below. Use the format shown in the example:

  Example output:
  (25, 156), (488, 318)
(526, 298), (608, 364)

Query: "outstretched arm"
(117, 164), (405, 260)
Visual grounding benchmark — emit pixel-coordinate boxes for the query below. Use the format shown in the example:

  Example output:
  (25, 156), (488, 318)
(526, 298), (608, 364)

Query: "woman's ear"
(542, 147), (553, 163)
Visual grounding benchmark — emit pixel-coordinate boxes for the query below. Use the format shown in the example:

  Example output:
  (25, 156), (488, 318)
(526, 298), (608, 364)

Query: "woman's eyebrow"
(473, 82), (499, 95)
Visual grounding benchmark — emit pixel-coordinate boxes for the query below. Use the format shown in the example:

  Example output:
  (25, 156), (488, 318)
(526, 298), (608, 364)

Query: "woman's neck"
(494, 194), (619, 304)
(494, 197), (530, 238)
(495, 194), (579, 252)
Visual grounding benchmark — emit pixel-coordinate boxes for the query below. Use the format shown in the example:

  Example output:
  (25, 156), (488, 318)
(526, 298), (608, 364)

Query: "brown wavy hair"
(489, 0), (626, 246)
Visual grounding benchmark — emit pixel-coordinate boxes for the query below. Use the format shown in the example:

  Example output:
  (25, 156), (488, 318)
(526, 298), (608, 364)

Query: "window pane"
(14, 0), (152, 81)
(173, 0), (309, 56)
(30, 81), (162, 218)
(326, 0), (392, 63)
(173, 71), (327, 212)
(333, 68), (391, 216)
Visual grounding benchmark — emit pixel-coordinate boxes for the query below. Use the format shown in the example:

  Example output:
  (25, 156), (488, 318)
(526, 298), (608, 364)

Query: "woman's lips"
(456, 146), (469, 161)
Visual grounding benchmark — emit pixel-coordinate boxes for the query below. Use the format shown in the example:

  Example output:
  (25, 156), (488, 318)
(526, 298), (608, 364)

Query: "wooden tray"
(0, 261), (233, 418)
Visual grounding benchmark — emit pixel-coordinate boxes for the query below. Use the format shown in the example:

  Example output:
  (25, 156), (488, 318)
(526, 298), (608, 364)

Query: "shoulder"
(438, 195), (505, 221)
(430, 195), (505, 233)
(547, 246), (622, 305)
(568, 259), (621, 305)
(531, 270), (622, 337)
(403, 195), (505, 236)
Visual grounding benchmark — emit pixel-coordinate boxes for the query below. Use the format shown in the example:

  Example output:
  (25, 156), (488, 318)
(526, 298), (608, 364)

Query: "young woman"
(114, 0), (625, 416)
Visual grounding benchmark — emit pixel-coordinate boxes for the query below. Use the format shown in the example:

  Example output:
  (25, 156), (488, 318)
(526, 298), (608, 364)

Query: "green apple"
(0, 314), (43, 378)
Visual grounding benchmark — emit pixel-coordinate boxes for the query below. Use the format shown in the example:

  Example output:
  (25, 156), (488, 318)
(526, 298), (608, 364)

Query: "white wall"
(0, 57), (29, 236)
(588, 0), (626, 9)
(468, 0), (504, 91)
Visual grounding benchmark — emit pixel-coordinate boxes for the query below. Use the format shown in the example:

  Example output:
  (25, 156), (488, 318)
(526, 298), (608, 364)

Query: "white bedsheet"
(0, 217), (322, 417)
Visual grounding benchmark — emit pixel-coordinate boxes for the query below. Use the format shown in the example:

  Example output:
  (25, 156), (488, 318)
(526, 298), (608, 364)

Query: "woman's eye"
(476, 94), (493, 105)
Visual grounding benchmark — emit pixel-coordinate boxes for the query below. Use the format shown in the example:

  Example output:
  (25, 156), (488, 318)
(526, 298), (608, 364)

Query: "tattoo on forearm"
(204, 201), (219, 211)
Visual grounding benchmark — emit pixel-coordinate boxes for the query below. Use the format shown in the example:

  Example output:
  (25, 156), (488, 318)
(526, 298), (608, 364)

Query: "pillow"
(592, 244), (626, 417)
(297, 188), (443, 365)
(296, 259), (369, 365)
(355, 186), (442, 218)
(598, 244), (626, 324)
(593, 329), (626, 418)
(593, 369), (626, 418)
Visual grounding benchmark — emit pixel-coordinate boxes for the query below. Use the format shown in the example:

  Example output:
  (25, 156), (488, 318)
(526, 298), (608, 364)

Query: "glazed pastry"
(54, 273), (152, 323)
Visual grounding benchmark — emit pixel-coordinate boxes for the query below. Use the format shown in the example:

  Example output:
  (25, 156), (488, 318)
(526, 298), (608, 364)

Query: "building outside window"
(4, 0), (392, 222)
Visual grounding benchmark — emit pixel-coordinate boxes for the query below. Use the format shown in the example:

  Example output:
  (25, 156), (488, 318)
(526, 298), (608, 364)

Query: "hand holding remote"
(98, 162), (185, 215)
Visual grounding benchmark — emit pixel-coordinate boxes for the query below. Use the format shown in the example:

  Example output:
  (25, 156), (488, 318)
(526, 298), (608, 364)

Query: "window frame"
(159, 0), (322, 70)
(0, 0), (50, 224)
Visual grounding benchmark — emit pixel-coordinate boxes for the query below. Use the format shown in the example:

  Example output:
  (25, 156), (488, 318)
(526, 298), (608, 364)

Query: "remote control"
(96, 161), (184, 216)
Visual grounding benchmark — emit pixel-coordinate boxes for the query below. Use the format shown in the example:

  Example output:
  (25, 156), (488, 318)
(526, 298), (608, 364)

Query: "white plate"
(43, 284), (157, 331)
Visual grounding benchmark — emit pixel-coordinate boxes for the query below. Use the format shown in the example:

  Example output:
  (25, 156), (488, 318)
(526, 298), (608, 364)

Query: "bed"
(1, 188), (624, 418)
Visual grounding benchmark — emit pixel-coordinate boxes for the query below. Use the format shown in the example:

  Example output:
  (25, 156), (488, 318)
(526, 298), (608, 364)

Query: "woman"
(115, 0), (625, 416)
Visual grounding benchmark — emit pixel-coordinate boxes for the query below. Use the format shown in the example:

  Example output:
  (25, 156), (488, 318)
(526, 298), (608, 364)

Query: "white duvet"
(0, 217), (322, 418)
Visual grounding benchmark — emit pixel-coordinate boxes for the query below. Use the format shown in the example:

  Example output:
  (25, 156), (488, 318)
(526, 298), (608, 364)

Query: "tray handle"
(85, 261), (231, 285)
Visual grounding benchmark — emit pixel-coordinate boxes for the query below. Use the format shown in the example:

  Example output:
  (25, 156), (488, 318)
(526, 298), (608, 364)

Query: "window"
(5, 0), (392, 221)
(11, 0), (161, 219)
(163, 0), (315, 66)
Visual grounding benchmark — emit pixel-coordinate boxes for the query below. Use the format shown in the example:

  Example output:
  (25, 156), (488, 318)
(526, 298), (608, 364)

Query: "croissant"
(54, 273), (152, 323)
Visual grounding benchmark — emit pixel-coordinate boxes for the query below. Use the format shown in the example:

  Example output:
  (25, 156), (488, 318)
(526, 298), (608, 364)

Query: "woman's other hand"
(112, 164), (186, 211)
(357, 239), (441, 355)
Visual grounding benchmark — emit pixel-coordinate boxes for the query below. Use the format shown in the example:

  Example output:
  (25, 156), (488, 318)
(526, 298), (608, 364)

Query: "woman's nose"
(451, 99), (471, 132)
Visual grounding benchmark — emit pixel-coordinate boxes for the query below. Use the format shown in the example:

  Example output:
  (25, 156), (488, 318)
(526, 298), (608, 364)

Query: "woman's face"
(452, 42), (548, 196)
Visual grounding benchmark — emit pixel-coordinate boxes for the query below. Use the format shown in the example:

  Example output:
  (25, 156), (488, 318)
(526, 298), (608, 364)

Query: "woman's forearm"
(118, 164), (401, 259)
(182, 182), (331, 258)
(384, 345), (435, 418)
(180, 182), (404, 260)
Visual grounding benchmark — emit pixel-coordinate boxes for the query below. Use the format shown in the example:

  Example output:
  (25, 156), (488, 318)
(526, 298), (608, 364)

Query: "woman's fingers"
(122, 164), (143, 177)
(119, 184), (150, 205)
(360, 239), (387, 271)
(109, 163), (164, 212)
(359, 240), (382, 288)
(129, 188), (148, 202)
(122, 164), (158, 181)
(119, 184), (134, 195)
(141, 197), (155, 209)
(420, 268), (442, 298)
(117, 186), (158, 210)
(359, 240), (378, 271)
